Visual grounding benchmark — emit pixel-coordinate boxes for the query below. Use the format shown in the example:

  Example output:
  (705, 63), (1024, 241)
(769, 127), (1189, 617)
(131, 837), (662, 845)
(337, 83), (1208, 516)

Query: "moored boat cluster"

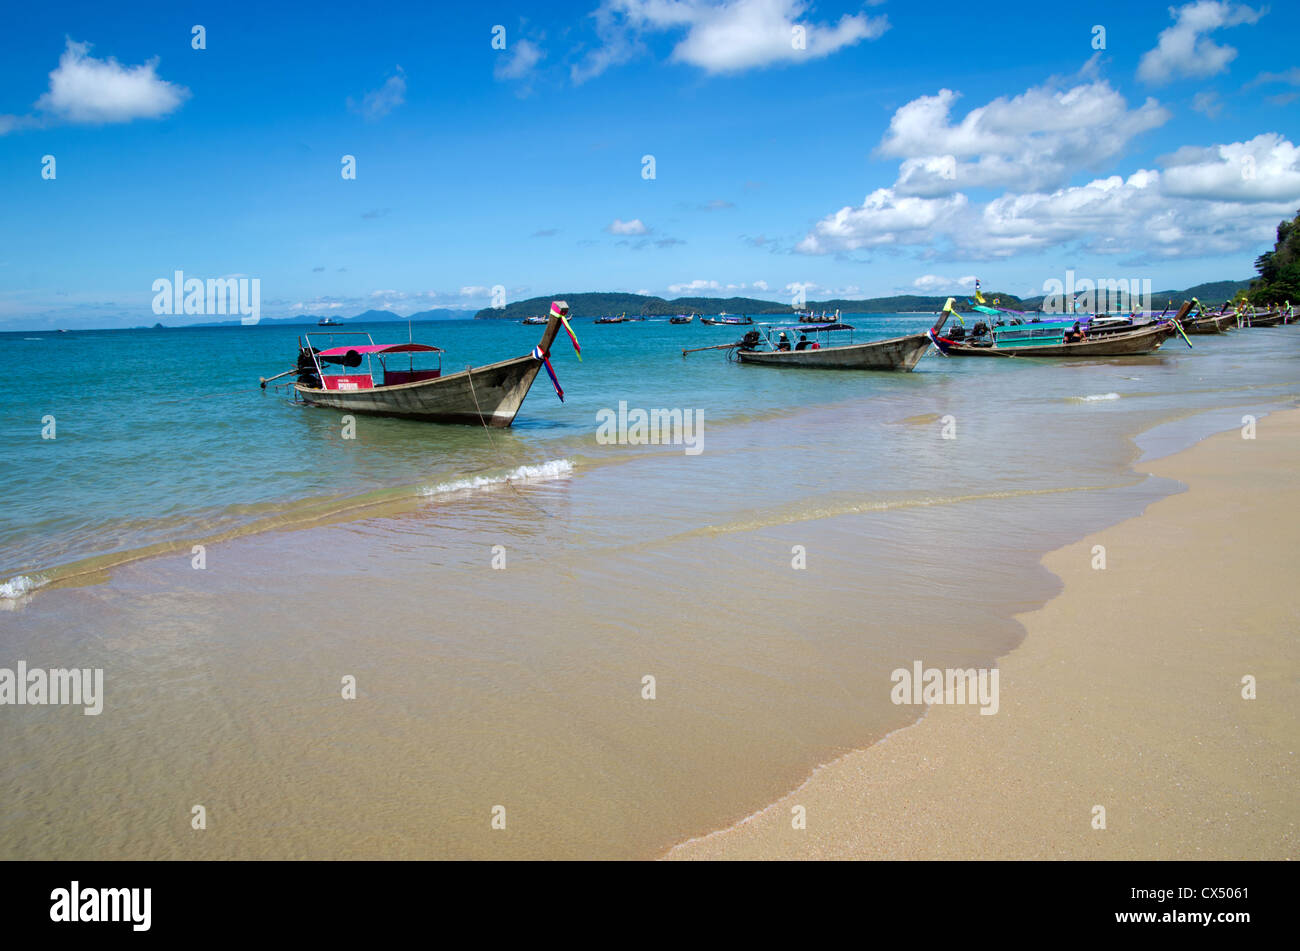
(262, 295), (1296, 427)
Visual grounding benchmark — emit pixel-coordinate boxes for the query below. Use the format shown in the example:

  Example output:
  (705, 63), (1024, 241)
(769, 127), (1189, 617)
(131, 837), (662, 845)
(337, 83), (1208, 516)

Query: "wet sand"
(667, 408), (1300, 860)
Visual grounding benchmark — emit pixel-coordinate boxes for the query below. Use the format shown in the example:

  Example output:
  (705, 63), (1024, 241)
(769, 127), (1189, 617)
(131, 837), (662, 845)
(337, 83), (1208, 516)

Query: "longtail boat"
(929, 299), (1187, 357)
(1181, 300), (1237, 335)
(684, 321), (930, 371)
(700, 315), (753, 326)
(261, 302), (579, 427)
(1239, 306), (1286, 327)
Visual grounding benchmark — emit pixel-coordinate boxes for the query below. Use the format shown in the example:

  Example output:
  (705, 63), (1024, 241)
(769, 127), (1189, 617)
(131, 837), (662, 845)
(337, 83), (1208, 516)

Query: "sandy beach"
(667, 408), (1300, 860)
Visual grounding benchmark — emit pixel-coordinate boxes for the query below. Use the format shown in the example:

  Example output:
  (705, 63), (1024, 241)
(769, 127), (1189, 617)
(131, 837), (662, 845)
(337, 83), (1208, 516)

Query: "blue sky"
(1, 0), (1298, 328)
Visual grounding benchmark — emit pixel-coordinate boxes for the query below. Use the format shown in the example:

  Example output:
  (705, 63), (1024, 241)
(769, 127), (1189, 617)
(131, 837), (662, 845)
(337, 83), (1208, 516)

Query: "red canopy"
(315, 343), (443, 357)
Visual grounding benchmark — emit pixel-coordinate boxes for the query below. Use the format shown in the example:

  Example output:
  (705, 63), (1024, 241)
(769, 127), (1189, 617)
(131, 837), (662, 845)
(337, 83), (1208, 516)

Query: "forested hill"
(474, 281), (1253, 320)
(473, 291), (1031, 319)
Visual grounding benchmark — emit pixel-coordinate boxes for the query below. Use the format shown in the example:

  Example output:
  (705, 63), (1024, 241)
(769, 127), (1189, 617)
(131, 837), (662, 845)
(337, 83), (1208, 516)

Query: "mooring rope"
(464, 364), (555, 519)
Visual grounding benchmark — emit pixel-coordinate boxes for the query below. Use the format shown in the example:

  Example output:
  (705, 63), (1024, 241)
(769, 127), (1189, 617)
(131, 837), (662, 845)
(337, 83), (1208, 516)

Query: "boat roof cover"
(315, 343), (443, 357)
(765, 322), (855, 332)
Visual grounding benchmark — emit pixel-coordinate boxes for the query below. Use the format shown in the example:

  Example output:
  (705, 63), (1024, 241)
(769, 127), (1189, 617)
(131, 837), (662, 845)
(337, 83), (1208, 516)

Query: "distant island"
(472, 280), (1254, 320)
(184, 307), (477, 328)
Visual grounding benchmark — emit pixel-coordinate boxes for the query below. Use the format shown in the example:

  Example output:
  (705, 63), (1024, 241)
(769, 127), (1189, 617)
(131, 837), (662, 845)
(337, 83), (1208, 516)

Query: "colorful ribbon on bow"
(552, 301), (581, 361)
(532, 345), (564, 402)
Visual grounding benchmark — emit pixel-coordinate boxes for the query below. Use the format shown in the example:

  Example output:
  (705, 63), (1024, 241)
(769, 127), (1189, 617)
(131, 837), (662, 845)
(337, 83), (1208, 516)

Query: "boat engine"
(738, 330), (762, 350)
(296, 347), (322, 387)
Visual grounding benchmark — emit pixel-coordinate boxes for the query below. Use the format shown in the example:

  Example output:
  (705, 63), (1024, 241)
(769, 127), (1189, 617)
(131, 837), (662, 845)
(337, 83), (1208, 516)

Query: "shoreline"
(665, 408), (1300, 860)
(3, 386), (1295, 859)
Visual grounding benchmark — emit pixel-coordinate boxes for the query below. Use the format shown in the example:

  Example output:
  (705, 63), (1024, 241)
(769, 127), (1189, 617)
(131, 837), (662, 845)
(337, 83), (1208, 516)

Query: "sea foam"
(1073, 392), (1121, 402)
(420, 459), (575, 497)
(0, 574), (45, 601)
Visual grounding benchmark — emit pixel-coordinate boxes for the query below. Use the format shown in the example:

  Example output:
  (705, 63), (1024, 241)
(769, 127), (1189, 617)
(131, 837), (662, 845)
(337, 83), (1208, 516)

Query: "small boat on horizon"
(521, 315), (548, 325)
(317, 317), (342, 327)
(669, 314), (695, 324)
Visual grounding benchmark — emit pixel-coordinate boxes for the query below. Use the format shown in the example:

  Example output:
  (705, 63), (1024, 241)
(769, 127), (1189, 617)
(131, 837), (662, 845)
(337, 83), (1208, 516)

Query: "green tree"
(1248, 210), (1300, 305)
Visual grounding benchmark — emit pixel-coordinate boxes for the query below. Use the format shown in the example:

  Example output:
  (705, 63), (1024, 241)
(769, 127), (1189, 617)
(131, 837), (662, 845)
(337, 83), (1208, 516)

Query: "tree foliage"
(1248, 210), (1300, 305)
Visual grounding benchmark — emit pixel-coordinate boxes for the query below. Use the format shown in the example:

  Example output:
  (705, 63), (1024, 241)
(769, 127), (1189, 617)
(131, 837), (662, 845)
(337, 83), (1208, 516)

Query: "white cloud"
(668, 279), (723, 293)
(573, 0), (888, 83)
(34, 38), (189, 124)
(799, 135), (1300, 261)
(495, 39), (545, 82)
(796, 63), (1298, 263)
(1192, 90), (1223, 117)
(1137, 1), (1265, 85)
(911, 274), (977, 293)
(796, 189), (968, 253)
(881, 75), (1170, 195)
(1249, 67), (1300, 87)
(607, 217), (650, 235)
(1158, 133), (1300, 202)
(666, 279), (777, 295)
(349, 69), (406, 120)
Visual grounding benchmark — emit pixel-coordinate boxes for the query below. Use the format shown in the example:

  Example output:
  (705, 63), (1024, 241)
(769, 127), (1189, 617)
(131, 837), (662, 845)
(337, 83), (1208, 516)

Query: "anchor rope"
(464, 364), (555, 520)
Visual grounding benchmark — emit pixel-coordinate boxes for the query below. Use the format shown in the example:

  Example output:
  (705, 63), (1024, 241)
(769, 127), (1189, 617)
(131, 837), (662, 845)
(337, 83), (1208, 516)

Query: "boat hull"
(736, 333), (931, 371)
(293, 315), (562, 427)
(295, 355), (544, 426)
(941, 322), (1176, 357)
(1242, 311), (1285, 327)
(1183, 312), (1237, 334)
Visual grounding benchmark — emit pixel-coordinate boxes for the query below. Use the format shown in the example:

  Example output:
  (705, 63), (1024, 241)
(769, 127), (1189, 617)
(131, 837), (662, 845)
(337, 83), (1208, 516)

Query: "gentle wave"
(0, 574), (45, 601)
(1071, 392), (1121, 402)
(420, 459), (575, 497)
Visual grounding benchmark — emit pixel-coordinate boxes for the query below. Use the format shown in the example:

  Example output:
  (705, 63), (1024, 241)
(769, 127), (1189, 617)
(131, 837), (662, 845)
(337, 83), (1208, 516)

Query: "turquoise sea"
(3, 313), (1296, 591)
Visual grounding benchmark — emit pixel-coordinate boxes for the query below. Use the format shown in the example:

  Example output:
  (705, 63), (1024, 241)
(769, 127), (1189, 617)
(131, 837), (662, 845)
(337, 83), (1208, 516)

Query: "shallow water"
(1, 317), (1297, 858)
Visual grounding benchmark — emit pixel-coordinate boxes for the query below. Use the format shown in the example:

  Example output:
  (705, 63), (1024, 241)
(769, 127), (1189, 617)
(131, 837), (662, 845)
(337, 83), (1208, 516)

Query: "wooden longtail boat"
(1179, 299), (1236, 334)
(264, 305), (572, 427)
(685, 322), (930, 371)
(1240, 308), (1286, 327)
(1182, 308), (1238, 334)
(929, 301), (1187, 357)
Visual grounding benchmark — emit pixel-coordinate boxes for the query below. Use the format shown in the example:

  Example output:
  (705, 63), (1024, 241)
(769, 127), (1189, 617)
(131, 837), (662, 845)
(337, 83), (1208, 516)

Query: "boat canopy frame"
(297, 330), (445, 392)
(748, 321), (857, 353)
